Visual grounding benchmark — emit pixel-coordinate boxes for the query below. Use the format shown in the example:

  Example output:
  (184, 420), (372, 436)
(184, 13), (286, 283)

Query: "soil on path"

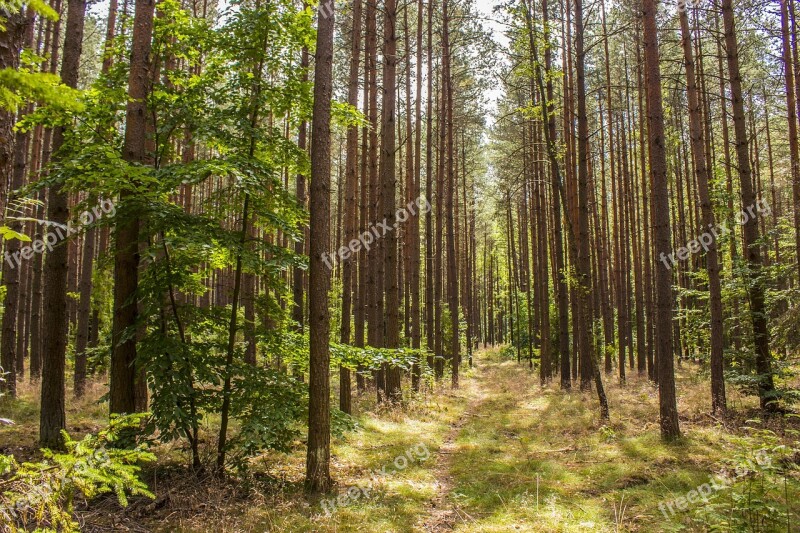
(418, 364), (489, 532)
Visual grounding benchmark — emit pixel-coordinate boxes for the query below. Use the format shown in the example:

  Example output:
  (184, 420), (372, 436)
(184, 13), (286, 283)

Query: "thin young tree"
(293, 47), (309, 336)
(410, 0), (423, 390)
(679, 3), (725, 414)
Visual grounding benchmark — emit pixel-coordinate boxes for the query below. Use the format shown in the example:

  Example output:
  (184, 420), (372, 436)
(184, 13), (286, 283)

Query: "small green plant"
(499, 344), (517, 360)
(0, 414), (155, 532)
(599, 424), (617, 442)
(690, 426), (799, 532)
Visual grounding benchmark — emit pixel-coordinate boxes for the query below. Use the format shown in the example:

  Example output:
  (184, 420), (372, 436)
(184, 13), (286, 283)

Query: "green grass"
(1, 348), (797, 532)
(435, 351), (796, 532)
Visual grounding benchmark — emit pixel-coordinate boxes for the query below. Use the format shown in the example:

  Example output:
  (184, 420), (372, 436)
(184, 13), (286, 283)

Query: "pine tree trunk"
(680, 5), (725, 413)
(782, 0), (800, 287)
(643, 0), (680, 439)
(0, 8), (26, 397)
(410, 0), (423, 388)
(292, 48), (309, 336)
(40, 0), (87, 447)
(305, 0), (335, 492)
(110, 0), (155, 416)
(340, 0), (362, 414)
(424, 0), (434, 371)
(721, 0), (775, 410)
(381, 0), (401, 399)
(574, 0), (596, 395)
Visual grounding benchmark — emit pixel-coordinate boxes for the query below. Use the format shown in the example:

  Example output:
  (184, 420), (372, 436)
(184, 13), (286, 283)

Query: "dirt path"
(417, 366), (489, 532)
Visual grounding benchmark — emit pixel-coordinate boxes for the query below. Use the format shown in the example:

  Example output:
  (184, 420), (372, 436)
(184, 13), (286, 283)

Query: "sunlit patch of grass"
(143, 381), (469, 533)
(434, 356), (798, 533)
(0, 377), (109, 455)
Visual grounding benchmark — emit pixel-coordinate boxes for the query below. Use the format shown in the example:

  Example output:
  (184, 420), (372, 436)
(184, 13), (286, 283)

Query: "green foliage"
(0, 225), (30, 242)
(0, 69), (83, 114)
(0, 415), (155, 532)
(598, 424), (617, 442)
(225, 365), (308, 468)
(17, 0), (320, 471)
(0, 46), (83, 113)
(0, 0), (57, 32)
(689, 425), (800, 531)
(498, 344), (518, 360)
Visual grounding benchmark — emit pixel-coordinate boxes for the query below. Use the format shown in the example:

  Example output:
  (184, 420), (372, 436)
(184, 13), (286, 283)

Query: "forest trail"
(361, 349), (740, 533)
(9, 348), (785, 533)
(411, 350), (638, 532)
(418, 361), (489, 532)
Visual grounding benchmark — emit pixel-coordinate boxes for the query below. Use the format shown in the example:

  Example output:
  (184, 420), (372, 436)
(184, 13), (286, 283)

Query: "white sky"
(473, 0), (509, 125)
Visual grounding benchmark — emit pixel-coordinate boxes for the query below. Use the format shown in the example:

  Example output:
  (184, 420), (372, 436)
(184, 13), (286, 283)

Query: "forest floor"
(1, 347), (798, 532)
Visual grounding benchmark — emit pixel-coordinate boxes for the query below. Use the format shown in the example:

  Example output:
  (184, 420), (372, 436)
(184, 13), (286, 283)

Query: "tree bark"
(720, 0), (775, 410)
(110, 0), (155, 416)
(642, 0), (680, 439)
(340, 0), (362, 414)
(293, 48), (309, 336)
(0, 9), (26, 397)
(680, 5), (725, 414)
(381, 0), (401, 400)
(305, 0), (335, 492)
(40, 0), (88, 448)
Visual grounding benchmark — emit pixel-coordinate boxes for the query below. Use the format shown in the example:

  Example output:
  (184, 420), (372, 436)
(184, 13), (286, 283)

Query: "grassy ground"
(1, 347), (798, 532)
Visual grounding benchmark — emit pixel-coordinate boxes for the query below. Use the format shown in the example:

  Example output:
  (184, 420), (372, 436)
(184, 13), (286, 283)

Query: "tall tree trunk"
(680, 5), (725, 414)
(293, 48), (309, 335)
(381, 0), (401, 400)
(543, 0), (569, 388)
(40, 0), (87, 448)
(305, 0), (334, 492)
(525, 0), (569, 388)
(642, 0), (680, 439)
(0, 9), (26, 397)
(574, 0), (600, 404)
(28, 191), (45, 381)
(424, 0), (434, 373)
(340, 0), (362, 414)
(782, 0), (800, 288)
(433, 49), (445, 380)
(720, 0), (775, 410)
(366, 0), (382, 370)
(410, 0), (423, 389)
(7, 8), (35, 384)
(110, 0), (155, 416)
(74, 224), (96, 397)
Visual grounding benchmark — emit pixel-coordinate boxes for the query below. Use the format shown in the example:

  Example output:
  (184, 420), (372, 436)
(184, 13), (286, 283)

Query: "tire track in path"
(417, 362), (490, 532)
